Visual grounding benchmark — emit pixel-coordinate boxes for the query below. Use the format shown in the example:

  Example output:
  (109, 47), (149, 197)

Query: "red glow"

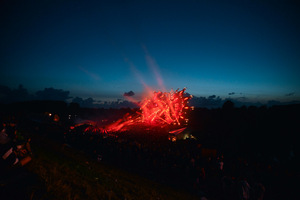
(139, 88), (191, 126)
(98, 88), (192, 133)
(78, 88), (192, 135)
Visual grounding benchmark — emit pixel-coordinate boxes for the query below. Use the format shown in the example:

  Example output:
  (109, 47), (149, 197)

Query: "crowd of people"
(0, 122), (32, 170)
(64, 124), (272, 200)
(0, 121), (33, 199)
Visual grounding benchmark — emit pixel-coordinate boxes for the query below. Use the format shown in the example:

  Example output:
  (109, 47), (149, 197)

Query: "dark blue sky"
(1, 0), (300, 104)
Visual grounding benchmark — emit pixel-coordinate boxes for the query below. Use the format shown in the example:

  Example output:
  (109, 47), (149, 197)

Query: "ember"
(74, 88), (192, 134)
(101, 88), (193, 133)
(139, 88), (192, 126)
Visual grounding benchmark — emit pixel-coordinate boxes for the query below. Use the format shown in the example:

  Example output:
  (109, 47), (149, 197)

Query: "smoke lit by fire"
(80, 88), (193, 134)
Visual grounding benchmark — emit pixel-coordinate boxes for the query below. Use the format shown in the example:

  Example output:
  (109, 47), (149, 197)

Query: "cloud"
(228, 92), (235, 95)
(208, 95), (216, 99)
(72, 97), (95, 108)
(123, 91), (135, 97)
(36, 88), (71, 101)
(236, 97), (247, 101)
(189, 95), (224, 108)
(285, 92), (295, 96)
(0, 84), (31, 103)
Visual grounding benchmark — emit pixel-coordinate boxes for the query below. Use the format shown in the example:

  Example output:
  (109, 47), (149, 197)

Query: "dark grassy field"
(1, 102), (299, 199)
(5, 134), (198, 200)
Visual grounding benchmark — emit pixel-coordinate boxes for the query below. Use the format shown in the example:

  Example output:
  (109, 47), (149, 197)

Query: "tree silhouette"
(222, 100), (234, 110)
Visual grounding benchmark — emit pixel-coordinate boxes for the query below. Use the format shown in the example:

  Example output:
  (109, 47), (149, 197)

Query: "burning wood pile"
(71, 88), (193, 135)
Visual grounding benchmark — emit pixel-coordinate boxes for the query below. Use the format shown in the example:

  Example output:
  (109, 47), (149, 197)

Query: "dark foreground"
(0, 101), (299, 199)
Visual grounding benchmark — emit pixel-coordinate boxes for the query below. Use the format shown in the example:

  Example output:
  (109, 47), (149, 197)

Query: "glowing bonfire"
(80, 88), (193, 134)
(139, 88), (192, 125)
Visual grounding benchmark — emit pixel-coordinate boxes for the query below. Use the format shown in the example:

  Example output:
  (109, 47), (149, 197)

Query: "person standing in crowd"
(0, 124), (32, 172)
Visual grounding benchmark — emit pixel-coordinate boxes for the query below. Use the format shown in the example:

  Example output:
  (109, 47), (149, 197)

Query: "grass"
(25, 135), (198, 200)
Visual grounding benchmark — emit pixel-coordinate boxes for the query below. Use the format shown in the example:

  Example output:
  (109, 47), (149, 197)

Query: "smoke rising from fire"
(142, 44), (166, 92)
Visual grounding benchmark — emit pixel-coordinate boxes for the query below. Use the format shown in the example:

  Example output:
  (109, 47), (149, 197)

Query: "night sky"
(1, 0), (300, 105)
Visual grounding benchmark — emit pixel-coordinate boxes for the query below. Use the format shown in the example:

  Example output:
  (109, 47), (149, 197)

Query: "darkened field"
(0, 101), (299, 199)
